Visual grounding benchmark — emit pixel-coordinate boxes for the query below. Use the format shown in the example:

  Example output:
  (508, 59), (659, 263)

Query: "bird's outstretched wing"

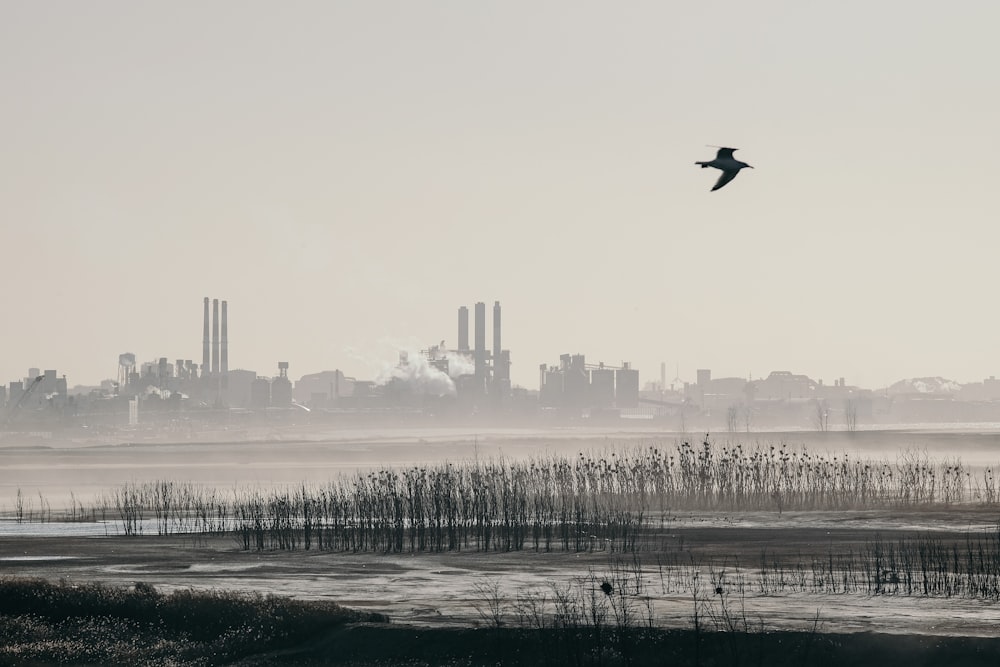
(715, 147), (737, 160)
(711, 169), (740, 191)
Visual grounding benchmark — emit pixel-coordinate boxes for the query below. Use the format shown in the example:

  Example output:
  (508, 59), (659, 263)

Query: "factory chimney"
(474, 301), (486, 391)
(202, 297), (210, 378)
(492, 301), (501, 362)
(221, 300), (229, 376)
(212, 299), (220, 376)
(458, 306), (469, 351)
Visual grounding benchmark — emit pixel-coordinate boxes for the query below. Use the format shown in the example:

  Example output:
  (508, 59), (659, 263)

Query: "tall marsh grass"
(8, 438), (1000, 554)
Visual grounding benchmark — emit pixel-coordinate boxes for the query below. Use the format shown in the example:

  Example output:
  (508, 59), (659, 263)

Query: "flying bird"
(696, 147), (754, 191)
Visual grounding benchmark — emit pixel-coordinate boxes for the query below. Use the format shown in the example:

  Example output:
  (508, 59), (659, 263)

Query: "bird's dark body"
(696, 147), (753, 191)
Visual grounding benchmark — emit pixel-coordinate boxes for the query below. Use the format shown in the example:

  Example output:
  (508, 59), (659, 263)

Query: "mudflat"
(4, 506), (1000, 636)
(3, 427), (1000, 640)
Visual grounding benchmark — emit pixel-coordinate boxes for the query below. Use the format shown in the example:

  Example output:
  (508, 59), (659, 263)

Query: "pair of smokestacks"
(202, 297), (228, 377)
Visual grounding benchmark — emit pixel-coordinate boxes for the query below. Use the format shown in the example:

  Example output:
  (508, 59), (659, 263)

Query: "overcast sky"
(3, 1), (999, 390)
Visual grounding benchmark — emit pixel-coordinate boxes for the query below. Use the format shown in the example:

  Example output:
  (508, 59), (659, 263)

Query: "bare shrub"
(472, 577), (507, 628)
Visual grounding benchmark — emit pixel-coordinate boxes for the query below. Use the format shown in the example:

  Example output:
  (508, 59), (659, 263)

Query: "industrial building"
(114, 297), (229, 392)
(539, 355), (639, 412)
(342, 300), (516, 412)
(466, 300), (510, 402)
(3, 297), (523, 426)
(3, 370), (68, 420)
(448, 300), (511, 405)
(201, 296), (229, 395)
(105, 298), (312, 415)
(294, 370), (351, 408)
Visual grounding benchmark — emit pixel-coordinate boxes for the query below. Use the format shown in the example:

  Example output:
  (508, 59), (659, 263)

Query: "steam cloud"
(376, 347), (477, 398)
(378, 351), (455, 397)
(351, 338), (477, 398)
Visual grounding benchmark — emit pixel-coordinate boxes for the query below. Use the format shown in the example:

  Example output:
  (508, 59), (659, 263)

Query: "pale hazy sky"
(3, 1), (999, 391)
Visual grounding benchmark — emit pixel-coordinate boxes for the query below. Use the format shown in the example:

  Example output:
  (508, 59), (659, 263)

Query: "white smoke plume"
(144, 385), (171, 399)
(351, 338), (476, 397)
(377, 349), (456, 397)
(442, 350), (475, 378)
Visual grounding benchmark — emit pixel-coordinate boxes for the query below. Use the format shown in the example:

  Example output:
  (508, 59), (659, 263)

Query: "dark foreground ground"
(281, 627), (1000, 667)
(2, 577), (1000, 667)
(6, 614), (1000, 666)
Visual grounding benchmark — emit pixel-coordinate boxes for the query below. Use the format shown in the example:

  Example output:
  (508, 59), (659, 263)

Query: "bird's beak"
(747, 165), (754, 169)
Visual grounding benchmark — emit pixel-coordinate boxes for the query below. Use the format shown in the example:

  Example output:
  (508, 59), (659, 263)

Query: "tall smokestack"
(492, 301), (501, 362)
(221, 300), (228, 375)
(212, 298), (220, 376)
(202, 297), (210, 378)
(474, 301), (486, 390)
(458, 306), (469, 351)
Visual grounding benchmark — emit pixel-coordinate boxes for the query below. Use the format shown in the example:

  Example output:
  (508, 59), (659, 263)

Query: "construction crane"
(3, 375), (44, 427)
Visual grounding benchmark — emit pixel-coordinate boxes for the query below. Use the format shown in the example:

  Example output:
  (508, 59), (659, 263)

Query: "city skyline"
(5, 293), (1000, 394)
(4, 3), (1000, 394)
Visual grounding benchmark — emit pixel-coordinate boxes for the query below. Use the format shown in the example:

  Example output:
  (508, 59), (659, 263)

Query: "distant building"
(615, 363), (639, 408)
(226, 369), (257, 408)
(539, 354), (640, 411)
(271, 362), (292, 408)
(754, 371), (817, 401)
(294, 370), (350, 406)
(958, 376), (1000, 402)
(7, 381), (24, 409)
(250, 377), (271, 409)
(590, 366), (615, 408)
